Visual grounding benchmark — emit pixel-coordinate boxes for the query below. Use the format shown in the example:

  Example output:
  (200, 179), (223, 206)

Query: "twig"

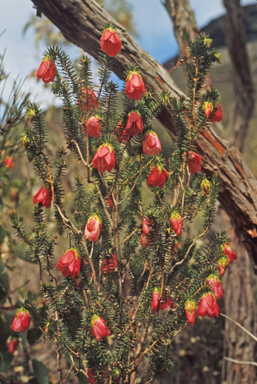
(224, 357), (257, 367)
(220, 313), (257, 342)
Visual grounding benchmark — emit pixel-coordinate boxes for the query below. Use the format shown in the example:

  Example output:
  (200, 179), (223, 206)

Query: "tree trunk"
(223, 0), (255, 151)
(163, 2), (256, 383)
(216, 208), (256, 384)
(28, 0), (257, 271)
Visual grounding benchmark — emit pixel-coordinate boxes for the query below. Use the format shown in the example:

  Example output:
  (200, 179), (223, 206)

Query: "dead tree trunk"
(223, 0), (255, 151)
(216, 208), (256, 384)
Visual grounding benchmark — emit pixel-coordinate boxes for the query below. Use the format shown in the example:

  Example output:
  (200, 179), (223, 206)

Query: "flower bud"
(218, 256), (230, 277)
(27, 108), (36, 123)
(222, 243), (237, 264)
(8, 339), (19, 354)
(22, 134), (30, 150)
(183, 151), (202, 174)
(125, 71), (145, 101)
(100, 27), (122, 57)
(85, 116), (101, 138)
(210, 104), (223, 123)
(124, 111), (143, 137)
(202, 101), (213, 118)
(33, 185), (52, 208)
(152, 288), (173, 311)
(55, 248), (81, 279)
(198, 293), (219, 318)
(201, 179), (210, 196)
(84, 215), (102, 242)
(147, 165), (168, 188)
(142, 131), (162, 156)
(206, 274), (223, 300)
(91, 315), (111, 342)
(11, 308), (30, 332)
(93, 144), (116, 173)
(170, 212), (183, 237)
(185, 299), (198, 326)
(36, 55), (56, 84)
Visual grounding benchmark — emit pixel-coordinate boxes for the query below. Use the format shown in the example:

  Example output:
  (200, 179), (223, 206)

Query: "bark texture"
(163, 0), (199, 57)
(216, 208), (256, 384)
(223, 0), (255, 151)
(29, 0), (257, 273)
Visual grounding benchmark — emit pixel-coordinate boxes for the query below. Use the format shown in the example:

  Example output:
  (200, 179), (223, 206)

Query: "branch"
(223, 357), (257, 367)
(29, 0), (257, 272)
(220, 312), (257, 343)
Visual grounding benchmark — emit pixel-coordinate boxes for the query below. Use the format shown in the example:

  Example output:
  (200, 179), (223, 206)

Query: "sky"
(0, 0), (255, 108)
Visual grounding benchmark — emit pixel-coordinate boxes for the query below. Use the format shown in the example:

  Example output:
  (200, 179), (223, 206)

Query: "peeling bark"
(29, 0), (257, 272)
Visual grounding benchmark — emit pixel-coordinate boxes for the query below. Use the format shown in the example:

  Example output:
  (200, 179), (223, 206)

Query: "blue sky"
(0, 0), (255, 107)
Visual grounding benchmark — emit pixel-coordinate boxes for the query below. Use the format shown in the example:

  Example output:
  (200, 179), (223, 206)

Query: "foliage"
(5, 30), (229, 384)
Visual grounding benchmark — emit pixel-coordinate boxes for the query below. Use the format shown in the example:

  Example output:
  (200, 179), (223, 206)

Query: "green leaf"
(0, 346), (13, 372)
(0, 195), (3, 212)
(32, 360), (49, 384)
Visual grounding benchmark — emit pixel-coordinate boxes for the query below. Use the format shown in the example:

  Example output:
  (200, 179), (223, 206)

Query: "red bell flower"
(85, 116), (101, 138)
(210, 104), (223, 123)
(108, 192), (117, 209)
(185, 299), (198, 326)
(170, 212), (183, 237)
(152, 288), (173, 311)
(100, 27), (122, 57)
(4, 156), (14, 169)
(88, 368), (106, 384)
(33, 185), (52, 209)
(143, 217), (154, 234)
(206, 274), (223, 300)
(201, 179), (210, 196)
(142, 131), (162, 156)
(91, 315), (111, 342)
(198, 293), (219, 318)
(93, 144), (116, 173)
(183, 151), (202, 174)
(202, 101), (213, 118)
(84, 215), (102, 242)
(11, 308), (30, 333)
(55, 248), (81, 279)
(8, 339), (19, 354)
(124, 111), (143, 137)
(218, 256), (230, 277)
(147, 165), (168, 188)
(125, 71), (146, 101)
(36, 55), (56, 84)
(222, 244), (237, 264)
(101, 254), (118, 274)
(140, 232), (149, 247)
(78, 87), (98, 110)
